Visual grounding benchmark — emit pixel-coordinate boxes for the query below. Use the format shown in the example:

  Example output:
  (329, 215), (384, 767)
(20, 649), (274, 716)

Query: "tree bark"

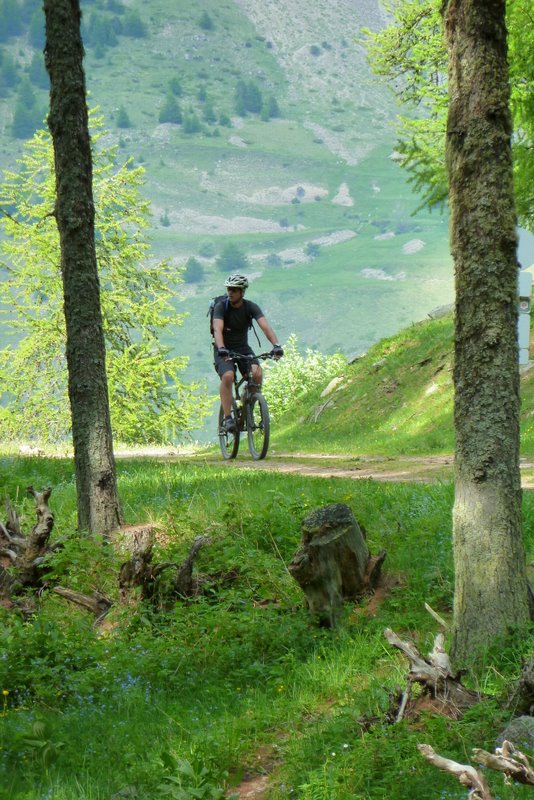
(289, 503), (385, 626)
(44, 0), (121, 537)
(442, 0), (529, 663)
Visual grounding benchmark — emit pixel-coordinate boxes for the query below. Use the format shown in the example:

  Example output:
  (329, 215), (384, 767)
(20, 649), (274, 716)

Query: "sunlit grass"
(1, 457), (533, 799)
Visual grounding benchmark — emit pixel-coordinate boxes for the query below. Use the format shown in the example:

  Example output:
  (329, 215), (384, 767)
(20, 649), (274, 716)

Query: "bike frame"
(218, 352), (273, 460)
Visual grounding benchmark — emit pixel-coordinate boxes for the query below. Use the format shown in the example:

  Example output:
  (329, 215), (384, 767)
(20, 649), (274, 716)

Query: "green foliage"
(116, 104), (132, 128)
(28, 52), (49, 91)
(0, 113), (211, 444)
(159, 95), (183, 124)
(215, 242), (249, 273)
(199, 10), (214, 31)
(263, 334), (346, 420)
(122, 9), (147, 38)
(183, 111), (201, 133)
(234, 79), (263, 116)
(363, 0), (534, 229)
(1, 457), (532, 799)
(169, 77), (183, 97)
(154, 751), (231, 799)
(184, 256), (204, 283)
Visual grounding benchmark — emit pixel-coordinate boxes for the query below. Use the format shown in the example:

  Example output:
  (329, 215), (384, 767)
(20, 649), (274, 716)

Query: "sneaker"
(221, 416), (236, 433)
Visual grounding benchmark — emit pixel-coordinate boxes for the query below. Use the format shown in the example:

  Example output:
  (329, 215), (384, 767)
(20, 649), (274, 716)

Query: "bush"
(116, 105), (132, 129)
(263, 335), (346, 419)
(184, 257), (204, 283)
(216, 242), (249, 273)
(199, 10), (214, 30)
(122, 10), (147, 37)
(159, 95), (182, 125)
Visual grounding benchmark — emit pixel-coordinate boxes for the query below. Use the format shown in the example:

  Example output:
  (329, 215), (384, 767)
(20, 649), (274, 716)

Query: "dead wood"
(384, 628), (479, 716)
(508, 652), (534, 714)
(0, 487), (54, 598)
(418, 744), (493, 800)
(174, 535), (209, 596)
(290, 503), (386, 627)
(119, 534), (209, 603)
(52, 586), (112, 620)
(473, 740), (534, 786)
(418, 740), (534, 799)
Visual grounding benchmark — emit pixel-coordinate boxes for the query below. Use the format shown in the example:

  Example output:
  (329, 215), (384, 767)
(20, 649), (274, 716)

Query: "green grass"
(261, 311), (534, 461)
(1, 457), (533, 799)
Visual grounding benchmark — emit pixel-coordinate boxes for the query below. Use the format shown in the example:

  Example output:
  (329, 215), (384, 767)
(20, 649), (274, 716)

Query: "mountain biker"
(213, 273), (283, 432)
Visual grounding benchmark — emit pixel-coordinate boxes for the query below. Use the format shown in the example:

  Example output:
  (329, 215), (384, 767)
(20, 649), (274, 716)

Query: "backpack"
(208, 295), (260, 346)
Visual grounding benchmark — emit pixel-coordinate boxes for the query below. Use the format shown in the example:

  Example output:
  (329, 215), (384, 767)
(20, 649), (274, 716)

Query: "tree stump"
(289, 503), (385, 626)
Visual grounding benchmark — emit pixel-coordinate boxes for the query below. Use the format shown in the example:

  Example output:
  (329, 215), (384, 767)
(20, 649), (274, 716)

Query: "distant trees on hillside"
(159, 95), (182, 125)
(199, 11), (214, 31)
(235, 79), (262, 115)
(216, 242), (249, 273)
(235, 80), (281, 120)
(184, 257), (204, 283)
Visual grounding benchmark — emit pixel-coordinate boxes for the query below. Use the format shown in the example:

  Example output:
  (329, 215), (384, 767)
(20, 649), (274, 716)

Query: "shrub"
(216, 242), (249, 273)
(263, 335), (346, 419)
(184, 257), (204, 283)
(159, 95), (182, 125)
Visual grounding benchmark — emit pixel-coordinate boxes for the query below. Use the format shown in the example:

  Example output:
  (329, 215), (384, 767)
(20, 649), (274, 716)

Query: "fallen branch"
(384, 628), (479, 715)
(52, 587), (112, 620)
(473, 740), (534, 786)
(418, 744), (492, 800)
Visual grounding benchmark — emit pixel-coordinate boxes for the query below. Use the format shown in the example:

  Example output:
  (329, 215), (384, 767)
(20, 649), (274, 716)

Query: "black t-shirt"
(213, 298), (263, 350)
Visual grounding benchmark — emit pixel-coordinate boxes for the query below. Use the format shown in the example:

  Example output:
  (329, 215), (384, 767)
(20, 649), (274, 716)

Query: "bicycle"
(218, 352), (274, 461)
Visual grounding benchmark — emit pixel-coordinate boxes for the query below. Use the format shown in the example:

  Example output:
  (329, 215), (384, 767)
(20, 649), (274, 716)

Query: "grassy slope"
(270, 311), (534, 459)
(1, 453), (532, 800)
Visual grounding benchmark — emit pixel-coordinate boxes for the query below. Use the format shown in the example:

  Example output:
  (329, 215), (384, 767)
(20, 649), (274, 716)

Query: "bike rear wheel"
(246, 393), (270, 460)
(218, 402), (240, 459)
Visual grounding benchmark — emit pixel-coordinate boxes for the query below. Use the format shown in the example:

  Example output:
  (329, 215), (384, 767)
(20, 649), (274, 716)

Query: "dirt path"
(201, 452), (534, 488)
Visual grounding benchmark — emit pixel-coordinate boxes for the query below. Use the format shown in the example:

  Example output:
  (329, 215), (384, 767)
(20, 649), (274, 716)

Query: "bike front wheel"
(246, 393), (270, 460)
(218, 402), (240, 460)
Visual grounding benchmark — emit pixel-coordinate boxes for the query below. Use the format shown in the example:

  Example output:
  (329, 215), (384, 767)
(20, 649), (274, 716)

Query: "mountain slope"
(0, 0), (454, 395)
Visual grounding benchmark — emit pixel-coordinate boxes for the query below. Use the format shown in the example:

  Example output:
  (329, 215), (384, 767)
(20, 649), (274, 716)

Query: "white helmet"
(224, 273), (249, 290)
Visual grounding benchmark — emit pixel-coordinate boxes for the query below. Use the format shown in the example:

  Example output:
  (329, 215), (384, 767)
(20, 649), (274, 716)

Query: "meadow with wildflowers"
(1, 455), (533, 800)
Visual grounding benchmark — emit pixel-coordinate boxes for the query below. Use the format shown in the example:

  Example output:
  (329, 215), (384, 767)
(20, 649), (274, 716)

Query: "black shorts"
(214, 345), (259, 377)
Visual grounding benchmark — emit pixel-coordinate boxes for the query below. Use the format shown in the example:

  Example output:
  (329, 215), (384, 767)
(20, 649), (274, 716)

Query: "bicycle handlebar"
(226, 351), (276, 361)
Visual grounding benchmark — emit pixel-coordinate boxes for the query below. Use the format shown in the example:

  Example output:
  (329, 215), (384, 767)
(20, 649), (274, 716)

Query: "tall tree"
(364, 0), (534, 232)
(443, 0), (529, 663)
(44, 0), (121, 536)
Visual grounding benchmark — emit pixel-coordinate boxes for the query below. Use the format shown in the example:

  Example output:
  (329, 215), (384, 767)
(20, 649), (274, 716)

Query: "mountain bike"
(218, 352), (274, 461)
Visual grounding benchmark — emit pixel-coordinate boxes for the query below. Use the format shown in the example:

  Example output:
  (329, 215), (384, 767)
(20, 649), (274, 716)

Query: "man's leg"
(251, 363), (263, 389)
(220, 369), (235, 417)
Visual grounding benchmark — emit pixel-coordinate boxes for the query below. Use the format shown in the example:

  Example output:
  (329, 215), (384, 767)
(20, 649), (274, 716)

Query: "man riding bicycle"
(213, 273), (283, 432)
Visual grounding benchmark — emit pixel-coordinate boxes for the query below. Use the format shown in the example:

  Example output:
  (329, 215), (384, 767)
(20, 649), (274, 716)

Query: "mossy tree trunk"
(442, 0), (529, 663)
(44, 0), (121, 536)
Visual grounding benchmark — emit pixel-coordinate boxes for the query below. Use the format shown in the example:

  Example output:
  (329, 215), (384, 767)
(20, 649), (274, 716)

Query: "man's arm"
(257, 316), (281, 348)
(213, 318), (226, 350)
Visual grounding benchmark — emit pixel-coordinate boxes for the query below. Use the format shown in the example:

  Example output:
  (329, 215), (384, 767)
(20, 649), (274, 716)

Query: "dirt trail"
(207, 452), (534, 488)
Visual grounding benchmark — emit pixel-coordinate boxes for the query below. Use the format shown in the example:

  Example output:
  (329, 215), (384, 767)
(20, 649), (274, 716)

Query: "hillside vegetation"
(0, 0), (454, 393)
(268, 311), (534, 459)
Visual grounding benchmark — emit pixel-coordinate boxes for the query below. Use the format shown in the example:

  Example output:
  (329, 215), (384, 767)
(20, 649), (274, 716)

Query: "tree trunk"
(44, 0), (121, 537)
(442, 0), (529, 664)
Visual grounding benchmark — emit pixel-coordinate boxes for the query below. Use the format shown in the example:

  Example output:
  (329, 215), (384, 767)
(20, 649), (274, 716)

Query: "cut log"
(289, 503), (385, 626)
